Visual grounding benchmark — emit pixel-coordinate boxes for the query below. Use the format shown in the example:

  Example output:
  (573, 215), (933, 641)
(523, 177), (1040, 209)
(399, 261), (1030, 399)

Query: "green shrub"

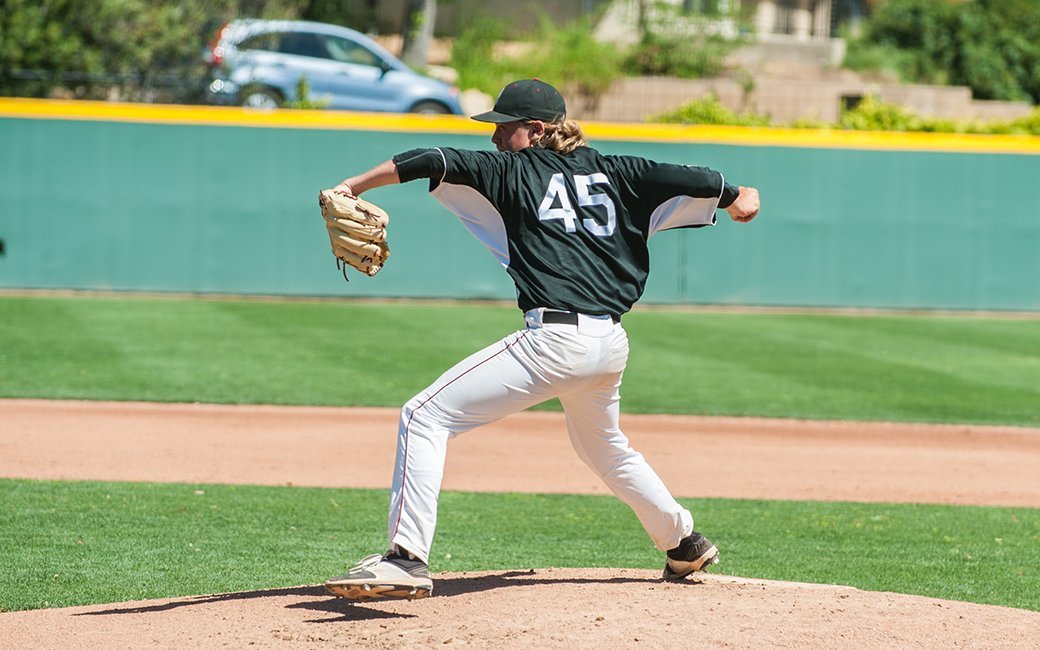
(1006, 108), (1040, 135)
(450, 15), (622, 107)
(623, 33), (734, 79)
(283, 74), (331, 110)
(622, 0), (742, 79)
(837, 94), (922, 131)
(449, 3), (747, 108)
(527, 15), (623, 101)
(837, 95), (1040, 135)
(651, 92), (1040, 135)
(649, 92), (770, 126)
(448, 16), (512, 98)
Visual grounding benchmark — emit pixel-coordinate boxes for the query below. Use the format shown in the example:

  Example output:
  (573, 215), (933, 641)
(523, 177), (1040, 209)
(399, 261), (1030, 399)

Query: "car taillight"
(206, 22), (229, 66)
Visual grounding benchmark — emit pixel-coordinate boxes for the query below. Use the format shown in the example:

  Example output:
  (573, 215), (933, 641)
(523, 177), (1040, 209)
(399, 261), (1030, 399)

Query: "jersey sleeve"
(393, 148), (446, 190)
(609, 156), (733, 236)
(439, 148), (511, 188)
(393, 147), (510, 193)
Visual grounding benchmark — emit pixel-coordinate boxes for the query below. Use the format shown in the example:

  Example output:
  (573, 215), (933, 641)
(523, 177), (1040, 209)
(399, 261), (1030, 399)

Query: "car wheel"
(410, 101), (451, 115)
(241, 87), (282, 109)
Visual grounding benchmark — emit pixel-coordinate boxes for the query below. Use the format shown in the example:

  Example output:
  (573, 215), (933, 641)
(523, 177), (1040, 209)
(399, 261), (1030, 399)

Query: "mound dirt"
(2, 399), (1039, 648)
(5, 569), (1039, 649)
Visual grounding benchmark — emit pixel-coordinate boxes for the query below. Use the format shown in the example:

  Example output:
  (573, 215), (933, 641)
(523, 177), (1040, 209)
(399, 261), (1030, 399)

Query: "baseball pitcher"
(322, 79), (761, 600)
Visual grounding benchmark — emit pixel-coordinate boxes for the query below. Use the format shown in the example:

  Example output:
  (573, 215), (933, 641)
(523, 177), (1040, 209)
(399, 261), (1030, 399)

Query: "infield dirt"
(2, 399), (1039, 648)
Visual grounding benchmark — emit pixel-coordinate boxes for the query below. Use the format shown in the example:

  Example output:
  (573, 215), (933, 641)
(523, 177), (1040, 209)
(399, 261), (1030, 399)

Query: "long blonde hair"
(529, 119), (587, 154)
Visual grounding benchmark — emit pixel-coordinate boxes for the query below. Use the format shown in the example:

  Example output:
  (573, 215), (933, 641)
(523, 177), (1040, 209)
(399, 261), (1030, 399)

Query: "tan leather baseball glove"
(318, 189), (390, 281)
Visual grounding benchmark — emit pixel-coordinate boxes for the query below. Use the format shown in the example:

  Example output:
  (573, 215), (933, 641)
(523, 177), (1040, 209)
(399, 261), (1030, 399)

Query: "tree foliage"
(4, 0), (1039, 115)
(0, 0), (302, 100)
(847, 0), (1040, 103)
(300, 0), (378, 31)
(622, 0), (743, 79)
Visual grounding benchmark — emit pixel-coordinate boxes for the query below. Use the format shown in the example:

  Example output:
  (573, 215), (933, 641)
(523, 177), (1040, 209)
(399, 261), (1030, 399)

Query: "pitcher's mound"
(5, 568), (1038, 648)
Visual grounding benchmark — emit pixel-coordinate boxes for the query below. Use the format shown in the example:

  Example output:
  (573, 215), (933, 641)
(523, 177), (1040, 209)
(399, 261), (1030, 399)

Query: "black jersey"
(394, 146), (734, 318)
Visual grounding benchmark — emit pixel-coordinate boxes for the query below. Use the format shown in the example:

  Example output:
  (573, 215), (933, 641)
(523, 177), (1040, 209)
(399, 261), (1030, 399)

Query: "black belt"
(542, 311), (620, 325)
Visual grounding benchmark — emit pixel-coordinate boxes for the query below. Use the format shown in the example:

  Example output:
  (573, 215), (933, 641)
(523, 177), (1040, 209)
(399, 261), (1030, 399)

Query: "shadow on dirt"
(73, 585), (328, 616)
(433, 569), (698, 598)
(73, 570), (706, 623)
(294, 569), (707, 623)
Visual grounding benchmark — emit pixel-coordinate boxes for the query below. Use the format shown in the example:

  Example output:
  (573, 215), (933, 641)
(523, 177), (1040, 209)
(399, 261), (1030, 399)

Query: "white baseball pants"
(387, 308), (694, 563)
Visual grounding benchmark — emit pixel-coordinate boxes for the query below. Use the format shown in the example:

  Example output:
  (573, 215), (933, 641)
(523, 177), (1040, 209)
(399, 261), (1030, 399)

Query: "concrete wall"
(574, 75), (1036, 124)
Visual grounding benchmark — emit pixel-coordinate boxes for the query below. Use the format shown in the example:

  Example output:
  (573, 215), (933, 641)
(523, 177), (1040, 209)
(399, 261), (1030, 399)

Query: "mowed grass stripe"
(1, 295), (1037, 426)
(0, 479), (1036, 613)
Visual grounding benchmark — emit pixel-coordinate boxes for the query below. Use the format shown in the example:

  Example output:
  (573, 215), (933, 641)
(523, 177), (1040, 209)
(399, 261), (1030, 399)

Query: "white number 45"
(537, 173), (616, 237)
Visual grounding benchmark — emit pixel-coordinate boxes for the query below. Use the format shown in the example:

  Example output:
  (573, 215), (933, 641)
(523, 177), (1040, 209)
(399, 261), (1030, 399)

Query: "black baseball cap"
(471, 79), (567, 124)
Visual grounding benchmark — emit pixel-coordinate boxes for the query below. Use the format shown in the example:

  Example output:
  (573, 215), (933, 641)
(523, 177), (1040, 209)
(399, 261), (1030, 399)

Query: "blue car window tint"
(278, 33), (330, 59)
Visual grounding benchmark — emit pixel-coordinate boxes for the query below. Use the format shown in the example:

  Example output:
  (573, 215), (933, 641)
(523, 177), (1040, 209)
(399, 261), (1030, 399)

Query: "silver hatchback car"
(204, 19), (464, 114)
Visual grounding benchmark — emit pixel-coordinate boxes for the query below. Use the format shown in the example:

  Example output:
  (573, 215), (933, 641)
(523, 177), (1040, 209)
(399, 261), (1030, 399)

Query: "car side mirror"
(378, 61), (392, 79)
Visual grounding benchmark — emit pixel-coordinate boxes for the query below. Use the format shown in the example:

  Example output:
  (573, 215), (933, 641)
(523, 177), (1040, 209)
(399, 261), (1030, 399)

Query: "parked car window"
(323, 35), (382, 68)
(278, 32), (330, 59)
(237, 32), (280, 53)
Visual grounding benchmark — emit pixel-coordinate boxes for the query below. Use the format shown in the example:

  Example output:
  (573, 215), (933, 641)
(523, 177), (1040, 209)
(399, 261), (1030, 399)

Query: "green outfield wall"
(1, 99), (1038, 311)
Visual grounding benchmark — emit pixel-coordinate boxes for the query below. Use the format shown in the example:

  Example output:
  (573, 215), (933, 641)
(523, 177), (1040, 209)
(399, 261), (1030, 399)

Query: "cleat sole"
(325, 582), (432, 601)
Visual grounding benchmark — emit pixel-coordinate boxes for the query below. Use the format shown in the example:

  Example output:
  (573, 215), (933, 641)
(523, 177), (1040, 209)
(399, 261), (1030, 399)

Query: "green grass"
(1, 294), (1037, 426)
(2, 294), (1038, 614)
(1, 479), (1037, 613)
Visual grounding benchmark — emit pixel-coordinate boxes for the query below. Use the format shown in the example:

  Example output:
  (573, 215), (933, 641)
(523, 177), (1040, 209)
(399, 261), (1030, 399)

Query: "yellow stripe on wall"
(0, 97), (480, 134)
(3, 97), (1039, 155)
